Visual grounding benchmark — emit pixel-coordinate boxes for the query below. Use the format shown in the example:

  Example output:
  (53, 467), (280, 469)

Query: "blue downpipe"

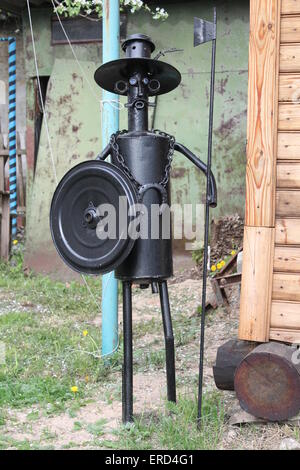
(101, 1), (120, 358)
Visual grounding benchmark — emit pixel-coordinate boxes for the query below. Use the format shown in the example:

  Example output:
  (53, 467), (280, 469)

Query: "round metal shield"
(94, 58), (181, 96)
(50, 161), (138, 275)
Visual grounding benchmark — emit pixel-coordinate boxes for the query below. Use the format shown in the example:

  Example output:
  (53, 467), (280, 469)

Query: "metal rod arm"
(174, 142), (217, 208)
(96, 143), (111, 161)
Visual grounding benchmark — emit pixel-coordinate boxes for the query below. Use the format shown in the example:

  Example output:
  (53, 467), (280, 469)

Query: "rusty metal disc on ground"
(50, 160), (137, 275)
(234, 342), (300, 422)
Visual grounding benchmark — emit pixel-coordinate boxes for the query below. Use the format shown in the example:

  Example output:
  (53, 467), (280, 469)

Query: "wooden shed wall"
(239, 0), (300, 344)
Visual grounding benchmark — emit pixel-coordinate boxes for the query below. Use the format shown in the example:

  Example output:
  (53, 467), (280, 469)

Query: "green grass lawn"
(0, 249), (225, 450)
(111, 394), (224, 450)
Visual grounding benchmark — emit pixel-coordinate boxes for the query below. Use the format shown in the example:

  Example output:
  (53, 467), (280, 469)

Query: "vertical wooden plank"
(0, 194), (10, 261)
(245, 0), (281, 227)
(0, 133), (5, 194)
(16, 133), (25, 209)
(239, 227), (275, 342)
(239, 0), (281, 343)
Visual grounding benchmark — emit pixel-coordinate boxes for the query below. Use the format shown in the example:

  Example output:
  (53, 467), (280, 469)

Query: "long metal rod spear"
(195, 7), (217, 428)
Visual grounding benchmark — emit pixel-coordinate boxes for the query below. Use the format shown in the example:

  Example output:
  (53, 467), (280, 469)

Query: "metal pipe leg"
(122, 281), (133, 424)
(151, 282), (159, 294)
(159, 281), (176, 403)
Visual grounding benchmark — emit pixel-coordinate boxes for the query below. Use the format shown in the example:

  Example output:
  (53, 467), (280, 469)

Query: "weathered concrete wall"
(23, 8), (104, 275)
(127, 1), (249, 219)
(23, 1), (249, 276)
(25, 57), (101, 276)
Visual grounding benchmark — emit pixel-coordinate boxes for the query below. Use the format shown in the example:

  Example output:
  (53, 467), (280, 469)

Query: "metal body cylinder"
(112, 131), (173, 282)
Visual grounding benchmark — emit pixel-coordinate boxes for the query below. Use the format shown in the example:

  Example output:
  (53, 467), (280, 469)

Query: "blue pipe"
(0, 37), (17, 243)
(101, 1), (120, 358)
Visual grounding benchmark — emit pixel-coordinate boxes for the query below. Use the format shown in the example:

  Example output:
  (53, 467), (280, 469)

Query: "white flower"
(55, 0), (168, 21)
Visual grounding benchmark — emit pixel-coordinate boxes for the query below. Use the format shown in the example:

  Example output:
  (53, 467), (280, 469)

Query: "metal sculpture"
(50, 33), (217, 424)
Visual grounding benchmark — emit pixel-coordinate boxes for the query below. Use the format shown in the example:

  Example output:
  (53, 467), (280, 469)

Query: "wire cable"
(26, 0), (58, 185)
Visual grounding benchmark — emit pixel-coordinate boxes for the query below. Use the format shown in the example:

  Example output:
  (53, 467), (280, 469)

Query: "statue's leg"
(159, 281), (176, 403)
(122, 281), (133, 424)
(151, 282), (159, 294)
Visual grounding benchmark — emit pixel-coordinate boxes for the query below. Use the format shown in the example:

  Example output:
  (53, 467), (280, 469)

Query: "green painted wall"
(23, 1), (249, 275)
(25, 58), (102, 275)
(126, 1), (249, 219)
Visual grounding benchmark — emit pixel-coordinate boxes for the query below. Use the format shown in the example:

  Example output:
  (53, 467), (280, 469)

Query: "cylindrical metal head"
(122, 34), (155, 59)
(94, 32), (181, 96)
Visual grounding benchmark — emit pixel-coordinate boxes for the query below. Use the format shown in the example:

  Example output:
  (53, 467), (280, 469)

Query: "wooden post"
(213, 340), (258, 391)
(216, 0), (300, 423)
(239, 0), (281, 342)
(1, 194), (10, 261)
(0, 133), (10, 260)
(235, 342), (300, 422)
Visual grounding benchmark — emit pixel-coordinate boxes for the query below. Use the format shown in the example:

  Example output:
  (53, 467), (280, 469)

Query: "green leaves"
(54, 1), (168, 21)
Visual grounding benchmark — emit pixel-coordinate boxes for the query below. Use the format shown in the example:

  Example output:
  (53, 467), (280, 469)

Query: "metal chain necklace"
(110, 130), (175, 202)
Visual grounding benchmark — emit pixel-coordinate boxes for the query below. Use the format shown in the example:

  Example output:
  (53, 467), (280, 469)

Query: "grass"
(0, 249), (226, 449)
(0, 250), (123, 410)
(0, 250), (103, 319)
(113, 393), (224, 450)
(0, 305), (123, 409)
(87, 419), (107, 437)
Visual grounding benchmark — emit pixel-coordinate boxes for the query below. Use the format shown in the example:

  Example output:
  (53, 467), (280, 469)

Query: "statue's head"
(94, 33), (181, 98)
(114, 34), (160, 97)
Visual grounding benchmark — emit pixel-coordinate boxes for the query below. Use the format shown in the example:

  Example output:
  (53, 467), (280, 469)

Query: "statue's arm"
(174, 142), (217, 208)
(96, 143), (112, 161)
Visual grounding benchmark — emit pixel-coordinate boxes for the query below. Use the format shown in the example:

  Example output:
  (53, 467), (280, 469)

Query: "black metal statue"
(50, 33), (217, 424)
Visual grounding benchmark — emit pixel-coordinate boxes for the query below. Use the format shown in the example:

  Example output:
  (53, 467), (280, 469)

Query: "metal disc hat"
(94, 34), (182, 96)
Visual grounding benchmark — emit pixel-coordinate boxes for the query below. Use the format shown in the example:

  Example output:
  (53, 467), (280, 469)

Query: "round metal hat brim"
(50, 160), (138, 275)
(94, 58), (181, 96)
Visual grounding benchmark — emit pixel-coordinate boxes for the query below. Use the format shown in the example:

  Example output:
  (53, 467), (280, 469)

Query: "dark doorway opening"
(34, 75), (50, 176)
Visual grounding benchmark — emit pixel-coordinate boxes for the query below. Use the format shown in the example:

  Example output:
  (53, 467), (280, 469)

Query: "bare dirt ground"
(1, 256), (300, 450)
